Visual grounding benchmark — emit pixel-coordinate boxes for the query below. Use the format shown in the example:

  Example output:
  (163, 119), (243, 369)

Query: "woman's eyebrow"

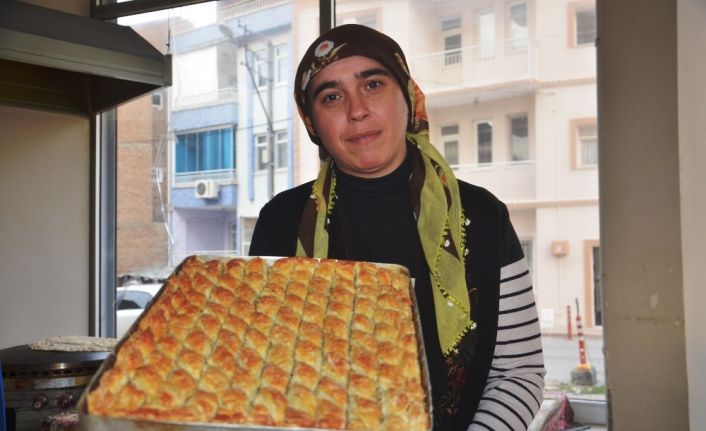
(356, 68), (391, 79)
(311, 80), (340, 100)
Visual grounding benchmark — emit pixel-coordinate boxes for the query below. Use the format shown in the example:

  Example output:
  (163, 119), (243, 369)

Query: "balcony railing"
(172, 87), (238, 111)
(173, 169), (237, 186)
(409, 39), (538, 93)
(452, 160), (535, 202)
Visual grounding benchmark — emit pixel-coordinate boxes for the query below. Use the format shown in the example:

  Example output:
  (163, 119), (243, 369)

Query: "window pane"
(441, 124), (459, 135)
(444, 34), (462, 65)
(579, 124), (598, 166)
(115, 0), (295, 299)
(441, 17), (462, 31)
(510, 115), (529, 161)
(509, 3), (528, 51)
(576, 8), (596, 45)
(477, 122), (493, 163)
(444, 140), (459, 164)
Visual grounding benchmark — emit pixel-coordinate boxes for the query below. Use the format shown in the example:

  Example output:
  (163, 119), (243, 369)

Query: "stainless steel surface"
(0, 1), (171, 115)
(1, 344), (108, 431)
(78, 256), (433, 431)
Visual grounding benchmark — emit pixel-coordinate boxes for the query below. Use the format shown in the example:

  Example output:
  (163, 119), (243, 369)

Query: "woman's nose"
(347, 93), (369, 122)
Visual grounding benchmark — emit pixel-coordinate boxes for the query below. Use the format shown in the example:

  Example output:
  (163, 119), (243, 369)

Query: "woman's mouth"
(347, 130), (381, 145)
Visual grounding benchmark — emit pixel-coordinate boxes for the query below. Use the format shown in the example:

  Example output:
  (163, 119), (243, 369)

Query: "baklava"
(87, 256), (429, 430)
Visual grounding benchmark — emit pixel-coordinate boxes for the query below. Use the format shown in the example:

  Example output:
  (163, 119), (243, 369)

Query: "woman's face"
(308, 56), (409, 178)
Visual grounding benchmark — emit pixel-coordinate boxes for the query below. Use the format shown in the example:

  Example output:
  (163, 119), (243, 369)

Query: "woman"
(250, 24), (545, 430)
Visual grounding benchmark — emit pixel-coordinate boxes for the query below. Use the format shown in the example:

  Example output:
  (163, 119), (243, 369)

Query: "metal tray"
(78, 255), (433, 431)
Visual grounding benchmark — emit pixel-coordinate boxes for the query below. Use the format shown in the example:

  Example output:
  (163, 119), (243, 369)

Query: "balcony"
(452, 161), (535, 203)
(173, 169), (237, 187)
(409, 39), (538, 104)
(172, 87), (238, 111)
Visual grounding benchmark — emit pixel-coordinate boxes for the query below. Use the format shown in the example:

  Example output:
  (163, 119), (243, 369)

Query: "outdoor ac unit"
(195, 180), (219, 199)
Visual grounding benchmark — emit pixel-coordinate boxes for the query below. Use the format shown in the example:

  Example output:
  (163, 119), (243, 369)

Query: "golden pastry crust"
(87, 256), (428, 430)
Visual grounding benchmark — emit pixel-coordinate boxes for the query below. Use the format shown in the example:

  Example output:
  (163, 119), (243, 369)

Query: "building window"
(569, 2), (596, 47)
(476, 9), (496, 58)
(275, 44), (287, 85)
(175, 128), (234, 173)
(275, 130), (288, 169)
(442, 17), (462, 66)
(230, 222), (238, 251)
(508, 2), (528, 52)
(441, 124), (460, 165)
(571, 118), (598, 168)
(510, 114), (529, 161)
(151, 92), (163, 110)
(477, 121), (493, 164)
(445, 141), (459, 165)
(255, 133), (268, 171)
(255, 48), (268, 88)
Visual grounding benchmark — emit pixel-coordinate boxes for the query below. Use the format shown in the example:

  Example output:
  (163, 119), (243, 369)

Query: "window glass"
(576, 7), (596, 46)
(256, 134), (268, 171)
(109, 0), (603, 417)
(276, 130), (288, 168)
(509, 3), (528, 51)
(477, 121), (493, 164)
(115, 0), (297, 285)
(444, 34), (462, 65)
(578, 123), (598, 166)
(444, 141), (459, 165)
(510, 114), (529, 161)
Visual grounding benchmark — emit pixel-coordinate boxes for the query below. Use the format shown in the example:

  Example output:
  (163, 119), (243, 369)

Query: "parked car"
(116, 284), (163, 338)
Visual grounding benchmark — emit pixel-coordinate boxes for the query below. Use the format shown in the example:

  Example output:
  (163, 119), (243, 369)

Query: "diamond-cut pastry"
(87, 256), (429, 430)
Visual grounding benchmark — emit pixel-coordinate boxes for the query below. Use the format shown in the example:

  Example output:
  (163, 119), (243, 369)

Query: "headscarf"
(293, 24), (474, 357)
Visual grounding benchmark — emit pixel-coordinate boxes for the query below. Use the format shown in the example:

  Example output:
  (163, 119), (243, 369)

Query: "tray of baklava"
(78, 255), (432, 431)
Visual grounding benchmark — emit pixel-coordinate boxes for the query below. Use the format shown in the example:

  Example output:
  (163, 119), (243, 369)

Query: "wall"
(598, 0), (690, 428)
(678, 0), (706, 427)
(0, 105), (90, 348)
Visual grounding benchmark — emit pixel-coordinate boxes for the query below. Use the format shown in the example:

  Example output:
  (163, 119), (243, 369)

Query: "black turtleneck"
(327, 154), (422, 277)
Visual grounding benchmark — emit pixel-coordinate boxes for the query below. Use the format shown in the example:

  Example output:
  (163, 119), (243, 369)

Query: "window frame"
(507, 1), (529, 52)
(174, 126), (236, 175)
(509, 113), (530, 161)
(570, 117), (598, 169)
(441, 16), (463, 66)
(475, 120), (493, 164)
(568, 1), (596, 48)
(255, 133), (269, 172)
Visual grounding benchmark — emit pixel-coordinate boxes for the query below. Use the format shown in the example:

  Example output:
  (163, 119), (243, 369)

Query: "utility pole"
(266, 40), (275, 199)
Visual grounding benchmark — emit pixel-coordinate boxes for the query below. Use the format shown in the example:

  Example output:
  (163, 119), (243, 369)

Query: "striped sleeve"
(469, 257), (546, 431)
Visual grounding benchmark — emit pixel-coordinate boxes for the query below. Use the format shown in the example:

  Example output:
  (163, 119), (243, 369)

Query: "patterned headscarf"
(294, 24), (474, 357)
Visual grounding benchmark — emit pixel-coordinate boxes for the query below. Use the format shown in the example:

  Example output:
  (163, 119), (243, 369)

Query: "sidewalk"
(542, 333), (605, 389)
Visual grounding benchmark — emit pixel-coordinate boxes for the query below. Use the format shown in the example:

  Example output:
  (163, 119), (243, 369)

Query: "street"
(542, 334), (605, 389)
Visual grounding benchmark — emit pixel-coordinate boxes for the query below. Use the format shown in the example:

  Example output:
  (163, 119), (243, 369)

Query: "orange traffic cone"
(571, 298), (596, 385)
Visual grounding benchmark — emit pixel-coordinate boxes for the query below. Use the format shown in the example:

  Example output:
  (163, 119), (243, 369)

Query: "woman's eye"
(367, 80), (383, 90)
(321, 93), (339, 104)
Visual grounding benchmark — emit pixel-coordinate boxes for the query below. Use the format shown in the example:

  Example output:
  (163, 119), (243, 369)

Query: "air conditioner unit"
(195, 180), (219, 199)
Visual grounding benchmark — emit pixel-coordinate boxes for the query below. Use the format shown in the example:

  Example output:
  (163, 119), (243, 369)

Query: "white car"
(116, 284), (163, 338)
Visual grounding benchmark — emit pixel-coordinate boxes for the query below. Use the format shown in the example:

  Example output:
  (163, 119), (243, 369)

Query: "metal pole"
(266, 41), (275, 199)
(319, 0), (335, 34)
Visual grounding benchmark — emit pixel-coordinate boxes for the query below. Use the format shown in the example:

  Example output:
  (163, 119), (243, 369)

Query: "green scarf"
(293, 24), (474, 356)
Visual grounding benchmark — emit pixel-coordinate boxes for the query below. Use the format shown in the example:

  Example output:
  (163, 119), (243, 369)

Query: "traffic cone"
(570, 299), (596, 385)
